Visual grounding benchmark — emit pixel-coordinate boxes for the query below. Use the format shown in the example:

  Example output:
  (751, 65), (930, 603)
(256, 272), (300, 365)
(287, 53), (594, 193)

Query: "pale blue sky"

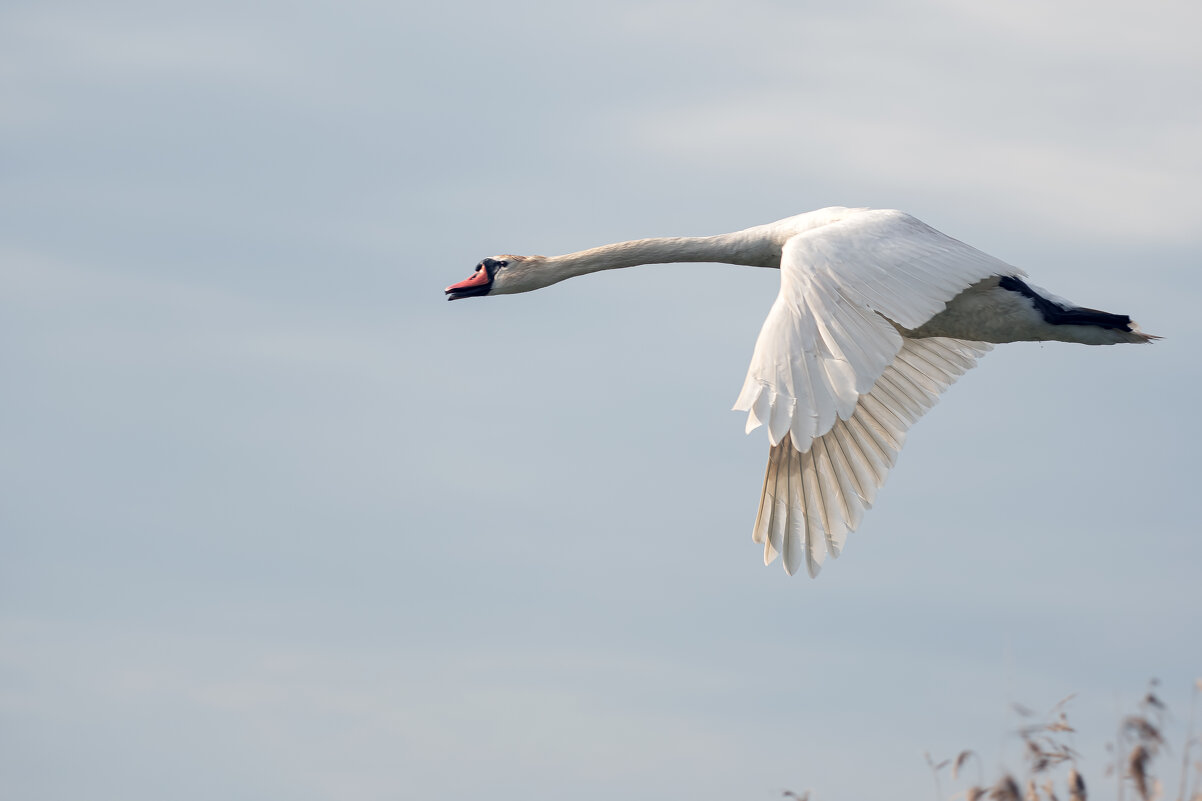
(3, 1), (1200, 799)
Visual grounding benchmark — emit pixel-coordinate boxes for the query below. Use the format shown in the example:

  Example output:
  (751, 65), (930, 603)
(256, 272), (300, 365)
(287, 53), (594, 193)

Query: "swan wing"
(751, 337), (991, 576)
(734, 209), (1019, 447)
(732, 209), (1019, 576)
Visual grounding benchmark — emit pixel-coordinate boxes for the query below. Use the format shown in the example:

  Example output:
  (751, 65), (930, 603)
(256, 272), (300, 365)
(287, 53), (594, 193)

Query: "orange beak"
(445, 267), (492, 300)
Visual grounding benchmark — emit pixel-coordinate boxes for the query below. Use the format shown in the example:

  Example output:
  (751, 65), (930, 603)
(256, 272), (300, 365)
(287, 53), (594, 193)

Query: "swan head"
(444, 255), (548, 300)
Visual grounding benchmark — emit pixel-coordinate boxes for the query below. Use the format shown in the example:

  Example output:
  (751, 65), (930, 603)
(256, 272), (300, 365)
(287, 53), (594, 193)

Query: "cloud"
(605, 0), (1202, 242)
(629, 97), (1200, 241)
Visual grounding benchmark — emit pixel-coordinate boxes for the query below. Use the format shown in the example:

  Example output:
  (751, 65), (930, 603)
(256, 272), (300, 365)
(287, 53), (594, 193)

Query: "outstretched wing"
(732, 209), (1021, 575)
(752, 337), (991, 576)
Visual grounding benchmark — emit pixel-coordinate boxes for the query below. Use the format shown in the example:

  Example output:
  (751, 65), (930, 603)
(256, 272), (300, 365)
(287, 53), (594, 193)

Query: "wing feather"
(752, 337), (992, 575)
(820, 431), (866, 529)
(800, 452), (827, 577)
(811, 437), (850, 556)
(829, 422), (881, 506)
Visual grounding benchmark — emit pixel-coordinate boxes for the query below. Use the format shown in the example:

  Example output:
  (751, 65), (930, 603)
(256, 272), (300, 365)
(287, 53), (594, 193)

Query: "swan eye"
(498, 260), (508, 267)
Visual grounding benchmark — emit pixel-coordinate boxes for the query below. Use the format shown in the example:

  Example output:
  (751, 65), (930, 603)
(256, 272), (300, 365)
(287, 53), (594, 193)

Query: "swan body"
(445, 207), (1155, 577)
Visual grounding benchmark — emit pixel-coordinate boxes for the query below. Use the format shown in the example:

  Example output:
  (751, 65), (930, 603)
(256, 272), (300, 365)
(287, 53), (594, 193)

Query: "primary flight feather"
(445, 207), (1155, 577)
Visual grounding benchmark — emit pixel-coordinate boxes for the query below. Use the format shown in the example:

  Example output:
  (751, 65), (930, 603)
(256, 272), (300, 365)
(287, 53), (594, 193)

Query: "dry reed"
(781, 680), (1200, 801)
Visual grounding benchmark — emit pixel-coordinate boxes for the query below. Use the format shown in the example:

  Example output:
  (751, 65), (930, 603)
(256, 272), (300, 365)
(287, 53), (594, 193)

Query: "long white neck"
(528, 230), (776, 287)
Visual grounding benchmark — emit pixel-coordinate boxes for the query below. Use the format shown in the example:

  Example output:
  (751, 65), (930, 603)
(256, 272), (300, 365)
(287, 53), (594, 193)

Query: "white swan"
(445, 207), (1155, 577)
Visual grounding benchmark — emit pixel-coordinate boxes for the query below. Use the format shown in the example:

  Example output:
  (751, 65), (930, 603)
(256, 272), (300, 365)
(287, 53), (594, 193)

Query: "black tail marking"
(998, 276), (1132, 331)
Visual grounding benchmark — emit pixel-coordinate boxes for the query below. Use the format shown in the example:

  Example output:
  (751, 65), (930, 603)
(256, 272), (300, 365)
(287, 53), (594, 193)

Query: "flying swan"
(445, 207), (1155, 577)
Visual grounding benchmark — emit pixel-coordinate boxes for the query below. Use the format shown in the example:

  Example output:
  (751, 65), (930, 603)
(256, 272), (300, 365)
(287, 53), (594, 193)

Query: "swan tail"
(998, 276), (1161, 343)
(1111, 326), (1160, 344)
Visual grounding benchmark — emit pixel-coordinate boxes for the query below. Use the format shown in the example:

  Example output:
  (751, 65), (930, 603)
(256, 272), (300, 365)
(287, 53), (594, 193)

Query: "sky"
(2, 1), (1200, 799)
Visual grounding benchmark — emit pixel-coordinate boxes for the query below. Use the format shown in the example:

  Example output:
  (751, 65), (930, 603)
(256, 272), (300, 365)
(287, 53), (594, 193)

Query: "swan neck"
(547, 233), (767, 281)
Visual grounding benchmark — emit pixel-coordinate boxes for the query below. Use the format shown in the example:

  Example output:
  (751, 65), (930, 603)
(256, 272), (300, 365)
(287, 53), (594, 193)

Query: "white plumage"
(751, 336), (991, 577)
(446, 207), (1154, 577)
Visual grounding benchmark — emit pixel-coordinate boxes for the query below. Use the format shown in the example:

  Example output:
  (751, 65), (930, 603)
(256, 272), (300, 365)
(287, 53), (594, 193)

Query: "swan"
(445, 207), (1155, 577)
